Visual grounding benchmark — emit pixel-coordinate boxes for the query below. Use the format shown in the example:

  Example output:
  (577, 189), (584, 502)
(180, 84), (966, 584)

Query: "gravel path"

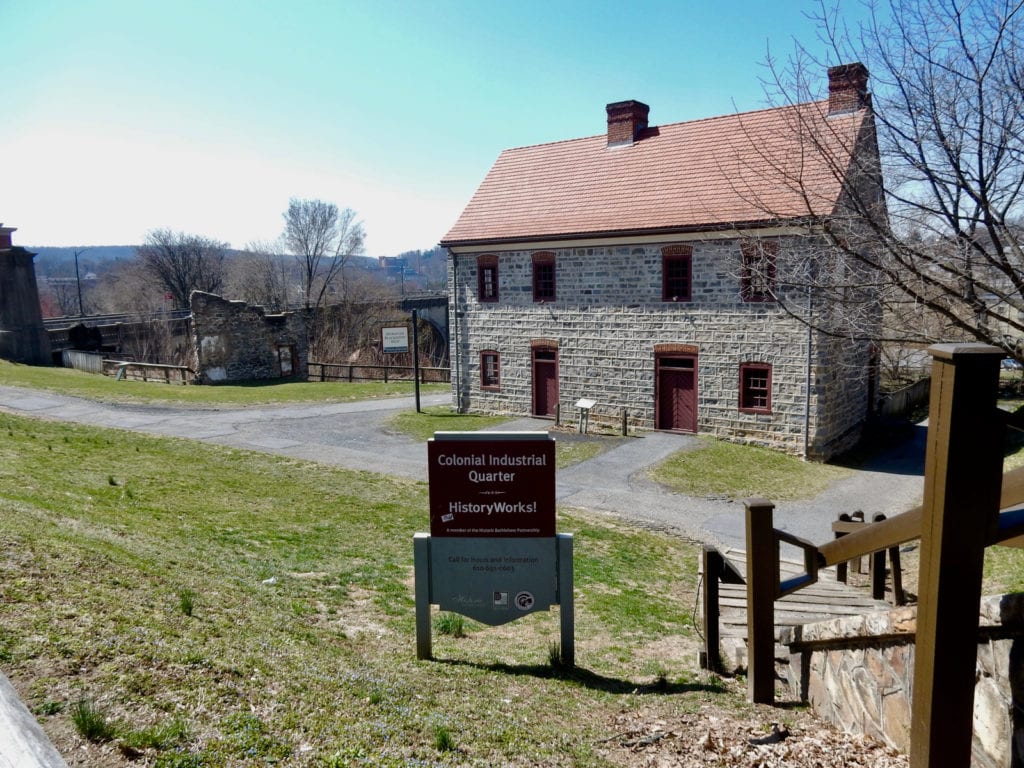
(0, 385), (926, 549)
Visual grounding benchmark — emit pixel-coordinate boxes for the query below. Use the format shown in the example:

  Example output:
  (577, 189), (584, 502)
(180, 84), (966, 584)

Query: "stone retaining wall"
(779, 593), (1024, 767)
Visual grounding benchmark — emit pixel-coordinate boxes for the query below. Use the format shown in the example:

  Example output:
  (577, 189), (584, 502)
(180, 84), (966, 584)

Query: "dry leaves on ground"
(595, 704), (909, 768)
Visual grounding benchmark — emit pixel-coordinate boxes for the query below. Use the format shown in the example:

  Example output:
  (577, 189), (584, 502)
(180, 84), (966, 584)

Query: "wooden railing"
(308, 361), (450, 383)
(831, 511), (906, 604)
(741, 343), (1012, 768)
(103, 360), (195, 384)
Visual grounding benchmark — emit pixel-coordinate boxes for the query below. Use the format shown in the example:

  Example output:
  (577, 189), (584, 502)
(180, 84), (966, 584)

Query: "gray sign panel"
(429, 537), (557, 625)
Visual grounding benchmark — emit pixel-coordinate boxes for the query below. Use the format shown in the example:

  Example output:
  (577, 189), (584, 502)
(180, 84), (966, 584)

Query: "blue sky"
(1, 1), (860, 255)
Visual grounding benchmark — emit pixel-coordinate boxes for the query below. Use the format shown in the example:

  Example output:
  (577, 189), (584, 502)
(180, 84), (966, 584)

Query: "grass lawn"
(0, 411), (742, 767)
(0, 360), (448, 406)
(649, 437), (852, 501)
(387, 405), (508, 441)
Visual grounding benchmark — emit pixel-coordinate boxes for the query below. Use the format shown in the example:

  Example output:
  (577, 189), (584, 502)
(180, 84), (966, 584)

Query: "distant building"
(0, 225), (52, 365)
(441, 64), (884, 459)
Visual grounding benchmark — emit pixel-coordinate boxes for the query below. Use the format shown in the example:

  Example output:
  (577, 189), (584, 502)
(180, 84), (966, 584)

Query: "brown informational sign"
(428, 432), (555, 537)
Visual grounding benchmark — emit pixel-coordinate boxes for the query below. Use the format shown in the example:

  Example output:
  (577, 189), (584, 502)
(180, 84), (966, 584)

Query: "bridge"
(43, 310), (192, 357)
(400, 292), (449, 350)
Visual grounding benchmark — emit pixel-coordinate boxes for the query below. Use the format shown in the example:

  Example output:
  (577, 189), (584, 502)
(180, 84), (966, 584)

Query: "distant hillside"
(28, 245), (446, 287)
(29, 246), (138, 274)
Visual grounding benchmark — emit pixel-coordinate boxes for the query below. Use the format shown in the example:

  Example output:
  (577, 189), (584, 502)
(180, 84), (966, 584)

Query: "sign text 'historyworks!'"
(427, 431), (556, 538)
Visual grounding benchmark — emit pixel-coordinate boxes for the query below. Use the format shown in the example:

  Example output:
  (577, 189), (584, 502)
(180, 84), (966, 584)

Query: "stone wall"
(449, 237), (878, 459)
(190, 292), (308, 384)
(780, 594), (1024, 767)
(0, 247), (52, 365)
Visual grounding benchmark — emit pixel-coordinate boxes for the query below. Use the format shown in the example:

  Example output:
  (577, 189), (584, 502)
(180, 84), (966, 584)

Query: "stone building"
(0, 225), (51, 365)
(441, 64), (884, 459)
(190, 291), (308, 383)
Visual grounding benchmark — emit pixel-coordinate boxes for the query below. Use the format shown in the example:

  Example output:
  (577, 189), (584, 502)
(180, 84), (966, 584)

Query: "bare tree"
(282, 198), (365, 311)
(86, 259), (190, 364)
(224, 240), (294, 311)
(136, 229), (228, 309)
(753, 0), (1024, 361)
(309, 271), (396, 363)
(40, 279), (83, 318)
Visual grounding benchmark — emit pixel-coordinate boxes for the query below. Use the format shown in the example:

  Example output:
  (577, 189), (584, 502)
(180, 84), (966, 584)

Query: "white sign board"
(381, 326), (409, 354)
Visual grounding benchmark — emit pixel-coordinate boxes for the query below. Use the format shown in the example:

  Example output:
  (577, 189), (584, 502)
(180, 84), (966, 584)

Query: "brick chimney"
(606, 100), (650, 146)
(0, 225), (14, 250)
(827, 63), (870, 115)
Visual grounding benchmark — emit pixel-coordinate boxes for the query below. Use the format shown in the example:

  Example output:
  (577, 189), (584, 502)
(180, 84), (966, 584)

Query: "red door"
(657, 356), (697, 432)
(532, 348), (559, 417)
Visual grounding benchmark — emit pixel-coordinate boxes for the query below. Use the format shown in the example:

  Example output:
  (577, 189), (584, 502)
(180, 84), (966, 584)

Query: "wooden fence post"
(701, 546), (722, 672)
(870, 513), (887, 601)
(745, 497), (777, 704)
(910, 344), (1004, 768)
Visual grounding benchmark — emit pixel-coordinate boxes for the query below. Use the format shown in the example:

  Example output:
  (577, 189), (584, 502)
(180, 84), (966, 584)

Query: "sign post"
(411, 310), (420, 413)
(414, 432), (573, 665)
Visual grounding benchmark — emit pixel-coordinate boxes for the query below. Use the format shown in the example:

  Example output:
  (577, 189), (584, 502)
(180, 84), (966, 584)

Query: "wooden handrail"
(775, 529), (819, 597)
(818, 464), (1024, 567)
(818, 506), (921, 567)
(743, 344), (1008, 768)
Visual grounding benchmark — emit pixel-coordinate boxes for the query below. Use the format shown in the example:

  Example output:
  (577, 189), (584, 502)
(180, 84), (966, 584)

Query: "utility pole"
(74, 248), (88, 316)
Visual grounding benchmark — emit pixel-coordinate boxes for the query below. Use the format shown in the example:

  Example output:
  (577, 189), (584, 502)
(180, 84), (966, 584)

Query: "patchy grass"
(0, 359), (447, 406)
(389, 407), (619, 468)
(553, 439), (607, 468)
(0, 411), (727, 767)
(985, 546), (1024, 594)
(649, 437), (852, 501)
(386, 404), (508, 441)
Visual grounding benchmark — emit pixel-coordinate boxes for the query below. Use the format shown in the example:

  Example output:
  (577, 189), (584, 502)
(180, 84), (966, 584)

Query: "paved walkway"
(0, 385), (926, 549)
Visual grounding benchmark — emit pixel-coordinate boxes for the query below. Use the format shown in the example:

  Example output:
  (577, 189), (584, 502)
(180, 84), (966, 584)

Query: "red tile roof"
(441, 100), (868, 247)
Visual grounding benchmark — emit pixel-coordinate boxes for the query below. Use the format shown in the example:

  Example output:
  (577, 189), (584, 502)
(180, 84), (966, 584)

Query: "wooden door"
(656, 356), (697, 432)
(532, 348), (559, 418)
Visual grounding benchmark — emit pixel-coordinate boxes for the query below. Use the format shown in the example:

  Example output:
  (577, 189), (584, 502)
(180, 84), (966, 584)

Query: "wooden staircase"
(702, 546), (896, 673)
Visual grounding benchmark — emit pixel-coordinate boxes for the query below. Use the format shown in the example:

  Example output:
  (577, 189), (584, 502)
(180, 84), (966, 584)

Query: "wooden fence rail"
(742, 343), (1010, 768)
(878, 376), (931, 419)
(308, 362), (450, 384)
(102, 360), (195, 384)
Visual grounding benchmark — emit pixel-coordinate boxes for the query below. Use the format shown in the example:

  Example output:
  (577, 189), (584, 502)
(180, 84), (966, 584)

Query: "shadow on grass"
(432, 657), (730, 696)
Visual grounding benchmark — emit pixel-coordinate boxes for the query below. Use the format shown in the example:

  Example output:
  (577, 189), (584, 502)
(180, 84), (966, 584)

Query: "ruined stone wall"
(449, 237), (876, 458)
(780, 594), (1024, 767)
(190, 292), (308, 384)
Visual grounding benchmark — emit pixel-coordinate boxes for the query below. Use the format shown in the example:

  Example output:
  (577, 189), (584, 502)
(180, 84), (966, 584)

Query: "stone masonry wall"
(779, 594), (1024, 767)
(0, 249), (52, 365)
(190, 292), (308, 384)
(811, 332), (876, 459)
(449, 238), (876, 458)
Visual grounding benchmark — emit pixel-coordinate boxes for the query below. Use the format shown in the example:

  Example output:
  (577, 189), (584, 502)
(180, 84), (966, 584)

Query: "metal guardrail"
(43, 309), (192, 330)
